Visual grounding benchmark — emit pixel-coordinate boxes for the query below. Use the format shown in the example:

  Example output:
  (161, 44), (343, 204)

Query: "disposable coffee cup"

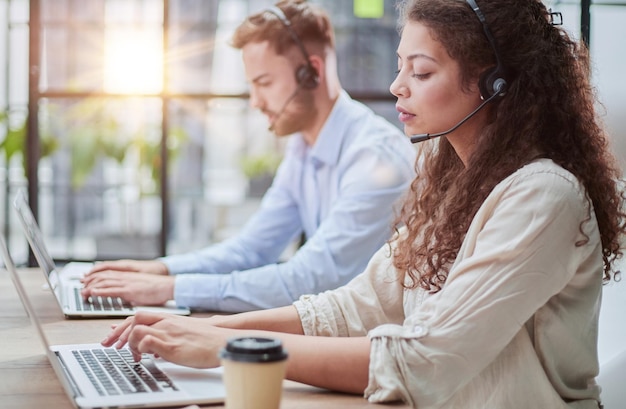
(219, 337), (288, 409)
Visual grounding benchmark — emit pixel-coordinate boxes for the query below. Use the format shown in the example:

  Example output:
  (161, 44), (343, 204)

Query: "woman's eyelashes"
(411, 72), (432, 80)
(394, 67), (432, 80)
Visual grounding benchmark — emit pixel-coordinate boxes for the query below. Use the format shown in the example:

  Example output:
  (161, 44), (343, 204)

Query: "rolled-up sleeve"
(294, 243), (408, 337)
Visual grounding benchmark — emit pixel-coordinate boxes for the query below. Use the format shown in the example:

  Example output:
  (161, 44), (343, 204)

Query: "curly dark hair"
(392, 0), (626, 292)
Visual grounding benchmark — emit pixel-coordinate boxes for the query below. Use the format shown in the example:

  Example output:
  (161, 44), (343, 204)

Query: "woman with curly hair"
(102, 0), (626, 407)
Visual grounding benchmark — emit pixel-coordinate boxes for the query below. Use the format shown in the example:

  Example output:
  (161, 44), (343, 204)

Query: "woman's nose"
(389, 75), (408, 98)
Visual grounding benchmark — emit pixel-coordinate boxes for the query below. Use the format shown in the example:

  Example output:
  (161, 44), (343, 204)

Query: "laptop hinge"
(55, 351), (84, 398)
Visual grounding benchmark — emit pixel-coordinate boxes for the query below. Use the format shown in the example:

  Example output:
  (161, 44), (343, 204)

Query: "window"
(1, 0), (400, 264)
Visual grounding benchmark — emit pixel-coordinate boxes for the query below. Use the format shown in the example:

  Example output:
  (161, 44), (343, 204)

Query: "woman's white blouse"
(294, 159), (603, 409)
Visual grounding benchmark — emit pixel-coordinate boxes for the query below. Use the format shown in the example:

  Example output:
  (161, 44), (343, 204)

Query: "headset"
(466, 0), (507, 100)
(410, 0), (509, 143)
(265, 5), (319, 90)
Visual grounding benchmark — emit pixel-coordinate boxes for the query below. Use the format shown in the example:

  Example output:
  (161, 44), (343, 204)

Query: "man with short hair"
(81, 0), (416, 312)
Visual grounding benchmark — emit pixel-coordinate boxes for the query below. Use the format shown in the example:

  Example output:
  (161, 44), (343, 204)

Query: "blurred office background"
(0, 0), (624, 266)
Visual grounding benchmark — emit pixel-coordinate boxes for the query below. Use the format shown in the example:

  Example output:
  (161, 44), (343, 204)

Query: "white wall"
(598, 275), (626, 366)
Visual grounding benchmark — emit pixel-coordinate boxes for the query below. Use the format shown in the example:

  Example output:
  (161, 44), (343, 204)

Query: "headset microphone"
(268, 82), (302, 132)
(410, 0), (509, 144)
(409, 84), (502, 144)
(264, 5), (320, 133)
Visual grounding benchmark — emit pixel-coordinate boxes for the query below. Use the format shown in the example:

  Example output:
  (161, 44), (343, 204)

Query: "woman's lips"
(396, 106), (415, 123)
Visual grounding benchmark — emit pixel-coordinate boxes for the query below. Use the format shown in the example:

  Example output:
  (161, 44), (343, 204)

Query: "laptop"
(13, 189), (191, 318)
(0, 234), (225, 409)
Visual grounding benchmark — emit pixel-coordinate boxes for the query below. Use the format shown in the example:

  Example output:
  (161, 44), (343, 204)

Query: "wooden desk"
(0, 268), (406, 409)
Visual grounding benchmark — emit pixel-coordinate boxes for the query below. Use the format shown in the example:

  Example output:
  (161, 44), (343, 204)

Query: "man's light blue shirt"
(163, 91), (416, 312)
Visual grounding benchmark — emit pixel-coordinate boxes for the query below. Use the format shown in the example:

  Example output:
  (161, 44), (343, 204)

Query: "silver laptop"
(13, 189), (190, 318)
(0, 234), (225, 409)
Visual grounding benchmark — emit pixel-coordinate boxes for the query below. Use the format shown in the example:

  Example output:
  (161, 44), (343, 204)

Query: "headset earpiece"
(411, 1), (508, 144)
(478, 67), (507, 100)
(466, 0), (508, 100)
(266, 6), (319, 90)
(295, 64), (319, 89)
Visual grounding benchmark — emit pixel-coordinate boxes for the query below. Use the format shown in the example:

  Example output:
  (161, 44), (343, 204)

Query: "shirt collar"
(311, 90), (352, 165)
(290, 90), (354, 167)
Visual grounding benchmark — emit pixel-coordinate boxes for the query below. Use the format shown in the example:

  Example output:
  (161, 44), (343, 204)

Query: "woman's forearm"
(208, 305), (305, 334)
(225, 329), (371, 394)
(282, 334), (371, 394)
(209, 307), (371, 393)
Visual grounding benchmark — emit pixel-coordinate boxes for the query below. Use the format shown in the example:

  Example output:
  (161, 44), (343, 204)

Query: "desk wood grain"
(0, 268), (407, 409)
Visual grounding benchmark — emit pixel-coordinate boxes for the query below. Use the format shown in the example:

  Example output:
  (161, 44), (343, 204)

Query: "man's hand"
(87, 260), (169, 276)
(102, 312), (235, 368)
(81, 272), (176, 306)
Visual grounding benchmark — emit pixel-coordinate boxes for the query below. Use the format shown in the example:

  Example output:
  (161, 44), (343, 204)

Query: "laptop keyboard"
(73, 287), (133, 311)
(72, 348), (178, 396)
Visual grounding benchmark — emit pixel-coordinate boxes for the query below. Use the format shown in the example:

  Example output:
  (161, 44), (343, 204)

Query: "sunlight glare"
(104, 29), (163, 94)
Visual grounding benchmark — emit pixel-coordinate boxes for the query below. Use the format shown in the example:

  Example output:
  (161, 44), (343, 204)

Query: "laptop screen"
(0, 234), (58, 355)
(13, 189), (57, 277)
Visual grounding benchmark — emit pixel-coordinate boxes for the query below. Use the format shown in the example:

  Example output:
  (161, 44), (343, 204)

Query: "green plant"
(239, 152), (282, 179)
(1, 102), (187, 193)
(62, 99), (187, 191)
(0, 110), (60, 167)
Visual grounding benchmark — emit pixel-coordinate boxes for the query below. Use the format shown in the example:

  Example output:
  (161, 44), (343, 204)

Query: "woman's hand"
(100, 309), (371, 394)
(102, 311), (235, 368)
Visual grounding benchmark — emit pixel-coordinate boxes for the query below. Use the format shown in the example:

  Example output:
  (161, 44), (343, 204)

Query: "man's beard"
(271, 89), (317, 137)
